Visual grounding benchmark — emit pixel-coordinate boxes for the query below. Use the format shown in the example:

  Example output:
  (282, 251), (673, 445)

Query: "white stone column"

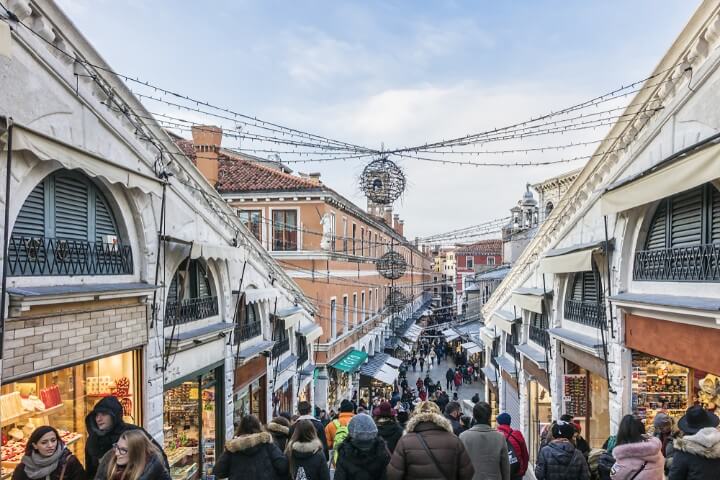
(224, 344), (235, 440)
(315, 366), (329, 411)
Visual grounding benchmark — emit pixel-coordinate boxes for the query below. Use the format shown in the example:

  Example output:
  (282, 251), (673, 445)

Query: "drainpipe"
(1, 118), (13, 359)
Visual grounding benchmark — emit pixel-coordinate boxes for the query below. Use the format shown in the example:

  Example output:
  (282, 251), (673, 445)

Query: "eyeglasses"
(112, 444), (128, 455)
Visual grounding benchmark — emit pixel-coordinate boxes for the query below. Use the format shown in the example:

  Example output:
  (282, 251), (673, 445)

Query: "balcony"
(7, 236), (133, 276)
(634, 244), (720, 282)
(529, 325), (550, 349)
(297, 351), (309, 366)
(272, 338), (290, 357)
(564, 299), (606, 329)
(236, 321), (262, 342)
(505, 336), (518, 357)
(166, 296), (219, 325)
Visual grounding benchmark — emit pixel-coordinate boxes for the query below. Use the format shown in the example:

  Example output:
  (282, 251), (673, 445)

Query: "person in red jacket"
(453, 370), (463, 391)
(496, 413), (529, 480)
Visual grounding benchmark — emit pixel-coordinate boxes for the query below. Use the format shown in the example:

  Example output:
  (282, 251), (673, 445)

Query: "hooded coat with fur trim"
(609, 436), (663, 480)
(668, 427), (720, 480)
(376, 417), (404, 453)
(387, 412), (475, 480)
(214, 432), (288, 480)
(335, 437), (390, 480)
(266, 421), (290, 453)
(288, 438), (329, 480)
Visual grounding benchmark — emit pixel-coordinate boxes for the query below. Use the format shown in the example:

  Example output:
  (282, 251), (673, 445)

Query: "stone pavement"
(405, 351), (485, 408)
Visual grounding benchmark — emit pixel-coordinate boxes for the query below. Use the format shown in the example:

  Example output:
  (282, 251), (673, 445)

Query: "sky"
(56, 0), (700, 240)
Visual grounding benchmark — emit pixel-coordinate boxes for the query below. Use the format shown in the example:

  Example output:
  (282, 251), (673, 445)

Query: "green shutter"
(13, 182), (45, 238)
(670, 187), (703, 248)
(645, 200), (667, 250)
(95, 193), (118, 243)
(54, 174), (89, 241)
(711, 187), (720, 244)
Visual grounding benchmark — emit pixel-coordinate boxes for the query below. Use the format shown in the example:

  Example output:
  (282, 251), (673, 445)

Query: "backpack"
(332, 419), (349, 464)
(295, 466), (308, 480)
(503, 429), (522, 479)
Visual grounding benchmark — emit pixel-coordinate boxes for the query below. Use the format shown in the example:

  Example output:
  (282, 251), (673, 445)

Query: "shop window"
(166, 259), (218, 326)
(565, 269), (605, 329)
(636, 183), (720, 281)
(234, 297), (262, 343)
(238, 209), (262, 241)
(8, 170), (132, 276)
(271, 210), (298, 251)
(164, 368), (223, 480)
(1, 351), (141, 475)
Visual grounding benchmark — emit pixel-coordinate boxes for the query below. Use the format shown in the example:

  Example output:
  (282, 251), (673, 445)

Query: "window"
(330, 299), (337, 339)
(234, 300), (261, 343)
(361, 291), (366, 322)
(368, 230), (372, 257)
(369, 290), (373, 317)
(374, 233), (378, 257)
(529, 312), (549, 348)
(361, 227), (365, 256)
(565, 269), (606, 328)
(342, 218), (348, 253)
(375, 288), (379, 312)
(166, 258), (218, 325)
(352, 224), (357, 255)
(330, 212), (336, 252)
(487, 257), (496, 266)
(352, 293), (358, 326)
(343, 296), (349, 334)
(272, 210), (298, 251)
(238, 210), (262, 241)
(467, 257), (474, 269)
(545, 202), (554, 217)
(9, 170), (131, 276)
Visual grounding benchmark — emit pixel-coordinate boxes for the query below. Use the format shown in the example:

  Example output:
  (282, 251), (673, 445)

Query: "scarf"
(21, 445), (66, 480)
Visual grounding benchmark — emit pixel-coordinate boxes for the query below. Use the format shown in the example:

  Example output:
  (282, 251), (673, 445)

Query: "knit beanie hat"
(653, 412), (672, 429)
(497, 413), (511, 425)
(552, 420), (576, 440)
(374, 401), (395, 418)
(349, 414), (377, 446)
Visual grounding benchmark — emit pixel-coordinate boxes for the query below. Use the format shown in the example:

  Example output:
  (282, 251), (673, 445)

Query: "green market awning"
(331, 349), (368, 373)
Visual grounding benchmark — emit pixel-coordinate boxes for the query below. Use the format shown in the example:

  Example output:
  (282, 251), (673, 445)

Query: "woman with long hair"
(95, 429), (169, 480)
(12, 426), (86, 480)
(285, 420), (329, 480)
(610, 415), (663, 480)
(214, 415), (288, 480)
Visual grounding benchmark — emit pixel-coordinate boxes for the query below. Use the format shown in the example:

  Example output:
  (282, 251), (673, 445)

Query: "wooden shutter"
(95, 193), (118, 243)
(13, 182), (45, 238)
(571, 274), (583, 301)
(196, 262), (211, 297)
(168, 274), (179, 302)
(712, 187), (720, 244)
(670, 187), (703, 248)
(582, 271), (598, 302)
(645, 200), (667, 250)
(54, 174), (89, 241)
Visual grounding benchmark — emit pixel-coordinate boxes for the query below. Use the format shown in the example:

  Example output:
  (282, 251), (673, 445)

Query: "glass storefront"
(233, 376), (266, 424)
(631, 351), (717, 429)
(1, 351), (141, 477)
(164, 367), (223, 480)
(528, 381), (552, 465)
(564, 360), (610, 448)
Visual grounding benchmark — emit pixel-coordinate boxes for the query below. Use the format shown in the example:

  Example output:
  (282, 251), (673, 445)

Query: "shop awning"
(403, 324), (423, 343)
(6, 123), (162, 196)
(236, 340), (275, 360)
(385, 357), (403, 369)
(600, 135), (720, 215)
(495, 356), (518, 376)
(539, 240), (611, 274)
(511, 288), (551, 314)
(442, 329), (460, 341)
(190, 242), (243, 262)
(296, 320), (323, 344)
(331, 349), (368, 373)
(461, 342), (483, 355)
(276, 305), (306, 330)
(244, 288), (277, 304)
(481, 366), (498, 385)
(548, 328), (604, 356)
(276, 355), (298, 375)
(517, 343), (548, 368)
(360, 353), (400, 386)
(609, 292), (720, 313)
(491, 310), (521, 335)
(397, 340), (412, 352)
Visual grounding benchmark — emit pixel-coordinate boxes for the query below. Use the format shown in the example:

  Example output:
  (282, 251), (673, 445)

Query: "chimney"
(383, 206), (393, 225)
(308, 172), (322, 185)
(398, 219), (405, 237)
(191, 125), (222, 185)
(393, 214), (400, 233)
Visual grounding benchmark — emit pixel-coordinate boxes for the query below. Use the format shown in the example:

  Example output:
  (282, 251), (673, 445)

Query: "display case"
(631, 352), (690, 427)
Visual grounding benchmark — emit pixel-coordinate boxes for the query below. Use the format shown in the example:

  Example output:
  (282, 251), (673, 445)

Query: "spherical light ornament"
(376, 251), (407, 280)
(386, 288), (408, 313)
(360, 157), (406, 205)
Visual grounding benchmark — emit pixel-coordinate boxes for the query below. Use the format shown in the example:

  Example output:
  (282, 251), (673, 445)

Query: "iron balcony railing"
(529, 325), (550, 349)
(165, 296), (219, 325)
(272, 338), (290, 357)
(7, 235), (133, 276)
(564, 299), (606, 329)
(634, 244), (720, 282)
(236, 322), (262, 342)
(297, 351), (309, 367)
(505, 336), (518, 357)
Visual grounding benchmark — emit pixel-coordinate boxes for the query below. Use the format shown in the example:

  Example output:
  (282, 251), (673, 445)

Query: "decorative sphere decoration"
(376, 251), (407, 280)
(360, 157), (406, 205)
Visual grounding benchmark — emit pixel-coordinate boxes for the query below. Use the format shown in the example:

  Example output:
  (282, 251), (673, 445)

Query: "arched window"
(166, 259), (218, 325)
(8, 170), (131, 276)
(545, 202), (554, 217)
(565, 269), (605, 328)
(234, 294), (261, 343)
(635, 183), (720, 281)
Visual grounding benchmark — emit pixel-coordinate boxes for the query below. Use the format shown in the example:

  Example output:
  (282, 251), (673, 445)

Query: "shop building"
(0, 4), (315, 480)
(481, 1), (720, 465)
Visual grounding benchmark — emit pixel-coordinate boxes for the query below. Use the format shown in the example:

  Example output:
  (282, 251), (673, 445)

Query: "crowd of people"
(11, 363), (720, 480)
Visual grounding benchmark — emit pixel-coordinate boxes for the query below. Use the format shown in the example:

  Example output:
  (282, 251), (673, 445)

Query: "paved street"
(406, 349), (485, 409)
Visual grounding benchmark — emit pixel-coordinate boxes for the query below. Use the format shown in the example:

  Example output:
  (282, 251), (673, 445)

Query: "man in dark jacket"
(290, 401), (329, 460)
(444, 402), (465, 436)
(535, 421), (589, 480)
(446, 368), (455, 391)
(668, 405), (720, 480)
(85, 396), (168, 478)
(373, 401), (404, 453)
